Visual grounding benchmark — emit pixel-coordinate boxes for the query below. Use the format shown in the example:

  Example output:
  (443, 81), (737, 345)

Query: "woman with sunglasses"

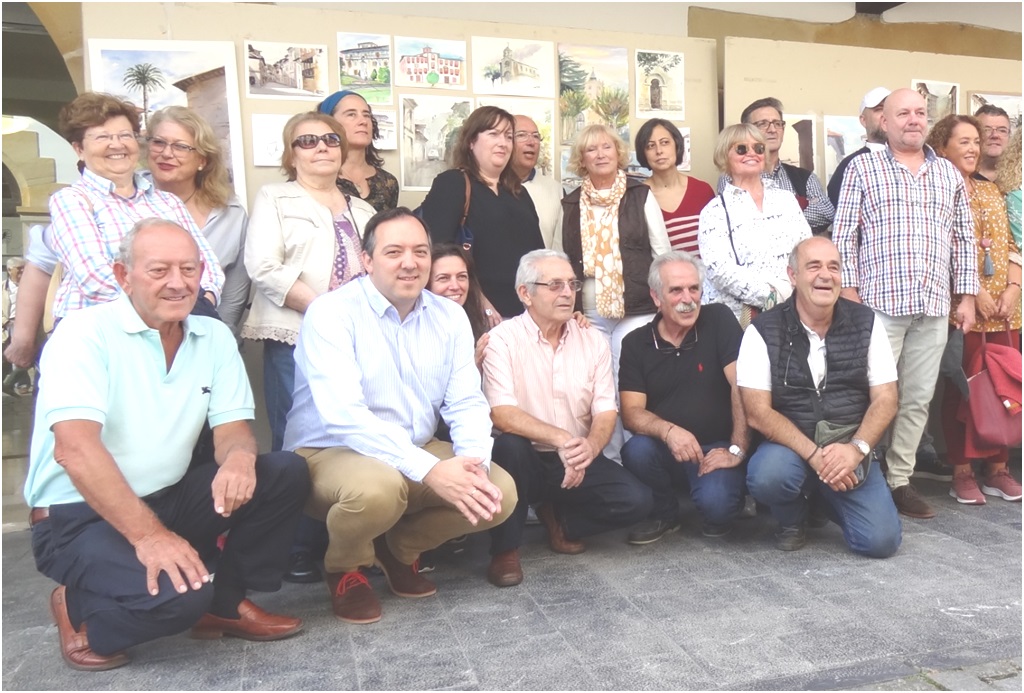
(698, 124), (811, 326)
(242, 112), (377, 454)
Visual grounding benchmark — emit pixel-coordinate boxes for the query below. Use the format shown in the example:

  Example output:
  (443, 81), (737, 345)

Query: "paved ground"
(2, 391), (1021, 690)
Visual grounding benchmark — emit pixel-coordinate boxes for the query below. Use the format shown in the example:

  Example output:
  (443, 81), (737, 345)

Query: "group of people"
(6, 83), (1020, 671)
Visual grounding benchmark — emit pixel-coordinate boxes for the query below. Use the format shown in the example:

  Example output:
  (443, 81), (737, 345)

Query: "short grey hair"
(515, 249), (571, 295)
(116, 217), (191, 268)
(648, 251), (706, 294)
(6, 257), (25, 271)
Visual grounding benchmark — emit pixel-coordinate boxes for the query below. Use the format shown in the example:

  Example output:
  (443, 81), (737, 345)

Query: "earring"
(198, 166), (204, 171)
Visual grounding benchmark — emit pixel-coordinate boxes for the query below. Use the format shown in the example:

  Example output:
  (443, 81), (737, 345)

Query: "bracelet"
(665, 423), (675, 440)
(803, 446), (820, 464)
(1007, 281), (1021, 290)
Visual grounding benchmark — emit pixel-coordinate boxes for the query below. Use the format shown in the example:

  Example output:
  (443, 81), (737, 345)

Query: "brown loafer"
(190, 599), (303, 641)
(325, 571), (382, 624)
(50, 586), (130, 672)
(487, 549), (524, 587)
(536, 503), (585, 555)
(891, 483), (936, 519)
(373, 535), (437, 598)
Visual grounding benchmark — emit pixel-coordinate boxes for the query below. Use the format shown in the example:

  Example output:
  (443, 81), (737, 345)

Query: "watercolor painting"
(399, 94), (474, 190)
(87, 38), (246, 200)
(471, 36), (555, 97)
(779, 113), (818, 175)
(373, 108), (398, 151)
(337, 32), (392, 105)
(394, 37), (467, 91)
(251, 114), (292, 168)
(477, 97), (556, 177)
(246, 41), (328, 100)
(634, 49), (685, 120)
(911, 79), (959, 127)
(969, 91), (1022, 129)
(558, 43), (629, 145)
(823, 115), (864, 186)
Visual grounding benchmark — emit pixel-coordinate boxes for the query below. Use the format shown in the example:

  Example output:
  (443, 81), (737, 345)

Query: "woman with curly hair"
(996, 127), (1022, 250)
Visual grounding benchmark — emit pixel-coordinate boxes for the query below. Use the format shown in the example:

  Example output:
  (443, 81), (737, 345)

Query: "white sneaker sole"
(949, 488), (985, 504)
(980, 485), (1023, 502)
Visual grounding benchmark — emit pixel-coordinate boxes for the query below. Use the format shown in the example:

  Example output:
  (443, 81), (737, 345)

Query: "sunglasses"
(292, 133), (343, 149)
(734, 143), (766, 156)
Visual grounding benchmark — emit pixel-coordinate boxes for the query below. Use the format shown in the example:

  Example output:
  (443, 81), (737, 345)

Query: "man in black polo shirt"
(619, 251), (750, 543)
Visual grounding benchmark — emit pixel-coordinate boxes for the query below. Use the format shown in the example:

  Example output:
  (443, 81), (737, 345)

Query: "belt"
(29, 507), (49, 526)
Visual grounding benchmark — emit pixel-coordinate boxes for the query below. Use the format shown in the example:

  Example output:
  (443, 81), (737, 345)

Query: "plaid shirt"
(47, 168), (224, 319)
(833, 145), (978, 317)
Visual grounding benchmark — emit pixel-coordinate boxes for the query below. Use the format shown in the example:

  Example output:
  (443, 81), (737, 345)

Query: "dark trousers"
(489, 433), (652, 554)
(31, 451), (309, 655)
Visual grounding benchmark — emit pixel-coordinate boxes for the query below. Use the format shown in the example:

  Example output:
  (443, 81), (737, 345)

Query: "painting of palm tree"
(122, 63), (165, 127)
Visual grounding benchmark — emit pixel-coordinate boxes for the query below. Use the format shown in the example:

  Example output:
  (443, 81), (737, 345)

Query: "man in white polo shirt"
(24, 219), (308, 671)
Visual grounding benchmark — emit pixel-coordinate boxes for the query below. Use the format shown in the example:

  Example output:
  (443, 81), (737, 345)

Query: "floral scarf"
(580, 170), (628, 318)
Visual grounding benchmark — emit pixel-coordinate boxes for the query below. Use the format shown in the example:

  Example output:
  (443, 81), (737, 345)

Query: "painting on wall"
(823, 115), (864, 186)
(337, 32), (392, 105)
(911, 79), (959, 127)
(394, 37), (467, 91)
(779, 113), (818, 176)
(372, 108), (398, 151)
(477, 97), (556, 177)
(251, 114), (292, 168)
(634, 49), (684, 120)
(558, 43), (629, 144)
(246, 41), (329, 100)
(969, 91), (1022, 130)
(399, 94), (474, 190)
(471, 37), (555, 98)
(87, 38), (247, 200)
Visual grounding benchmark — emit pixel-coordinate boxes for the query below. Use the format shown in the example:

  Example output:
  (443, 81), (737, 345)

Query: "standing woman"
(145, 106), (250, 334)
(927, 115), (1022, 505)
(318, 90), (399, 212)
(420, 106), (543, 321)
(242, 112), (377, 453)
(636, 119), (715, 256)
(997, 128), (1022, 251)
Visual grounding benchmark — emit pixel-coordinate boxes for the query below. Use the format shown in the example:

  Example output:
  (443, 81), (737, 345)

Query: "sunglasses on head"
(733, 143), (766, 156)
(292, 133), (342, 149)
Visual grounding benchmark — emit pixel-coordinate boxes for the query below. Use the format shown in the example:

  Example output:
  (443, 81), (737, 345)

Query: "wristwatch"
(850, 438), (871, 457)
(728, 444), (746, 461)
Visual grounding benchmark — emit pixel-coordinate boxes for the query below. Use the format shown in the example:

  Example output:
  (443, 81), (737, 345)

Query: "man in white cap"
(826, 87), (891, 208)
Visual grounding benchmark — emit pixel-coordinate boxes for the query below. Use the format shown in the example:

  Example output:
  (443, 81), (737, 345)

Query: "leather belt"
(29, 507), (49, 526)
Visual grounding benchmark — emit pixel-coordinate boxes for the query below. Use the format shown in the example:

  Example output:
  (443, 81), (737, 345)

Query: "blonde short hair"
(567, 124), (629, 178)
(712, 124), (767, 173)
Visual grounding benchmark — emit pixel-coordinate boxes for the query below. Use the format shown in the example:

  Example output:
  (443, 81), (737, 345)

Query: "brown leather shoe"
(325, 571), (382, 624)
(373, 535), (437, 598)
(49, 586), (130, 671)
(487, 549), (524, 587)
(190, 599), (303, 641)
(536, 503), (585, 554)
(891, 483), (937, 519)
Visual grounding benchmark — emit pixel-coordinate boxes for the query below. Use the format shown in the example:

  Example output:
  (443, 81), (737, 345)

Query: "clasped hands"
(664, 425), (741, 476)
(556, 436), (597, 489)
(424, 456), (503, 526)
(807, 443), (863, 492)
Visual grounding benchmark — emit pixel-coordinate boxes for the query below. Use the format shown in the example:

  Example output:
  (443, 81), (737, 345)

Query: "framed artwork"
(394, 37), (467, 91)
(823, 115), (864, 185)
(558, 43), (629, 145)
(337, 32), (392, 105)
(779, 113), (818, 176)
(471, 37), (556, 97)
(968, 91), (1022, 129)
(634, 49), (685, 120)
(251, 114), (292, 168)
(911, 79), (960, 127)
(399, 94), (474, 190)
(246, 41), (329, 100)
(373, 108), (398, 151)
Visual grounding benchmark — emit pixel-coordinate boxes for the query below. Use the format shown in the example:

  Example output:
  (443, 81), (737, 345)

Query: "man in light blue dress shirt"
(286, 208), (517, 625)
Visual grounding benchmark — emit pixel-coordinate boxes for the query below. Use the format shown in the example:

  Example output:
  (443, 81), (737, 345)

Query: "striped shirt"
(482, 311), (616, 452)
(833, 145), (978, 317)
(46, 168), (224, 319)
(284, 276), (493, 482)
(661, 177), (716, 256)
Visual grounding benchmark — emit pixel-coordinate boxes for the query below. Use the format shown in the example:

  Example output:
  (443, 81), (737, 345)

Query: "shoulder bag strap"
(461, 170), (472, 227)
(719, 193), (743, 266)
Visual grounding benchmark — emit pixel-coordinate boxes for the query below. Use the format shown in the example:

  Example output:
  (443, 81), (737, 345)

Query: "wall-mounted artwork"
(251, 114), (292, 168)
(634, 49), (685, 120)
(911, 79), (959, 128)
(87, 38), (247, 201)
(969, 91), (1022, 130)
(399, 94), (474, 190)
(477, 97), (556, 177)
(823, 115), (864, 186)
(560, 146), (580, 194)
(246, 41), (328, 100)
(779, 113), (817, 176)
(558, 43), (629, 145)
(394, 37), (467, 91)
(337, 32), (392, 105)
(372, 108), (398, 151)
(471, 37), (555, 98)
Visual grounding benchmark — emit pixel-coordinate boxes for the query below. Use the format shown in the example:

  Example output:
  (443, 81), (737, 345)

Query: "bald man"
(510, 115), (562, 249)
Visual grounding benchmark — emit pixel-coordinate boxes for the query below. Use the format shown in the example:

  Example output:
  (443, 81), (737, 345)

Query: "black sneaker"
(912, 456), (953, 482)
(282, 550), (322, 584)
(701, 523), (733, 538)
(775, 525), (806, 551)
(626, 519), (680, 545)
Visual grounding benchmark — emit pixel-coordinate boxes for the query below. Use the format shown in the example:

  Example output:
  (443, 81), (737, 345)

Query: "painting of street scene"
(969, 91), (1022, 130)
(247, 41), (328, 100)
(558, 43), (630, 145)
(337, 32), (392, 105)
(394, 37), (467, 91)
(471, 36), (555, 97)
(911, 78), (959, 128)
(400, 95), (473, 190)
(823, 115), (863, 187)
(87, 38), (246, 200)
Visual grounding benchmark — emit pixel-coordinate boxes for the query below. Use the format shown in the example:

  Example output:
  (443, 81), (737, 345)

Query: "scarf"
(580, 170), (628, 318)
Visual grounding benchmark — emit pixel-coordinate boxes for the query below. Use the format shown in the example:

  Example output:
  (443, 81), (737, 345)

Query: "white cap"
(860, 87), (891, 113)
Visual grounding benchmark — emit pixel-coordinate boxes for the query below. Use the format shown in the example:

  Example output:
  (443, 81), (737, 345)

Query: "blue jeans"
(620, 435), (746, 529)
(746, 441), (902, 558)
(262, 339), (296, 453)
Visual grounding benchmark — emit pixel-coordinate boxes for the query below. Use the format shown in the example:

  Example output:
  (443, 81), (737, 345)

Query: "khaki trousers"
(297, 439), (517, 573)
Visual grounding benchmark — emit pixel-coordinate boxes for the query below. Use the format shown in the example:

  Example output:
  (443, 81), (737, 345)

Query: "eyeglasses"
(733, 143), (766, 156)
(529, 279), (582, 293)
(752, 119), (786, 131)
(514, 131), (542, 142)
(982, 126), (1011, 137)
(651, 323), (698, 353)
(146, 137), (198, 156)
(783, 342), (827, 392)
(292, 133), (343, 149)
(84, 132), (139, 145)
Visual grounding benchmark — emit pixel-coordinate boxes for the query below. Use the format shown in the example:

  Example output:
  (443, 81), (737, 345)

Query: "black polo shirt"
(618, 303), (742, 445)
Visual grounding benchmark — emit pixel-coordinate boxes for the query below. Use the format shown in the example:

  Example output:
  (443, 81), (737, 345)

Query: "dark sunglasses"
(734, 143), (766, 156)
(292, 133), (343, 149)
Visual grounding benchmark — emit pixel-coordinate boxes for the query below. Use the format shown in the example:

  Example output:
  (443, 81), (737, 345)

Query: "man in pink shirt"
(481, 249), (652, 587)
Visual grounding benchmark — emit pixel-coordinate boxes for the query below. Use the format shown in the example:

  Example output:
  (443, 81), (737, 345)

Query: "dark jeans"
(620, 435), (747, 529)
(262, 339), (295, 453)
(31, 451), (309, 655)
(489, 433), (652, 554)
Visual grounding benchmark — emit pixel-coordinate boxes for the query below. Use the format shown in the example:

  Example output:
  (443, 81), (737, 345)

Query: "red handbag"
(963, 330), (1023, 449)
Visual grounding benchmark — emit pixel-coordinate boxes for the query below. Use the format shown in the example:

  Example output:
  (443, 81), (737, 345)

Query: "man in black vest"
(737, 237), (901, 557)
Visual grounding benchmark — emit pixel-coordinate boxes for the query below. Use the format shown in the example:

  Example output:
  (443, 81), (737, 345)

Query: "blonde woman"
(997, 127), (1022, 250)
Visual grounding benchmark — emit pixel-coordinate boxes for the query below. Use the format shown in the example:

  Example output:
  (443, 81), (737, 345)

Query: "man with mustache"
(481, 249), (652, 586)
(618, 251), (750, 543)
(738, 237), (902, 556)
(510, 115), (563, 249)
(833, 87), (978, 520)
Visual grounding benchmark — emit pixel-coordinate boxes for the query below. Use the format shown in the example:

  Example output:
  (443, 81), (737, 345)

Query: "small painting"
(968, 91), (1022, 130)
(558, 43), (629, 145)
(373, 108), (398, 151)
(337, 32), (392, 105)
(779, 113), (817, 175)
(394, 36), (467, 91)
(247, 41), (329, 100)
(476, 97), (556, 177)
(911, 79), (959, 128)
(634, 49), (685, 120)
(471, 37), (556, 97)
(399, 94), (474, 190)
(823, 115), (864, 186)
(251, 114), (292, 168)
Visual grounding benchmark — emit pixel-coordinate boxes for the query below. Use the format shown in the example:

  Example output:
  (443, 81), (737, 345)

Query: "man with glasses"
(481, 249), (651, 587)
(618, 251), (749, 543)
(510, 115), (563, 248)
(974, 104), (1013, 183)
(720, 97), (834, 235)
(738, 237), (902, 557)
